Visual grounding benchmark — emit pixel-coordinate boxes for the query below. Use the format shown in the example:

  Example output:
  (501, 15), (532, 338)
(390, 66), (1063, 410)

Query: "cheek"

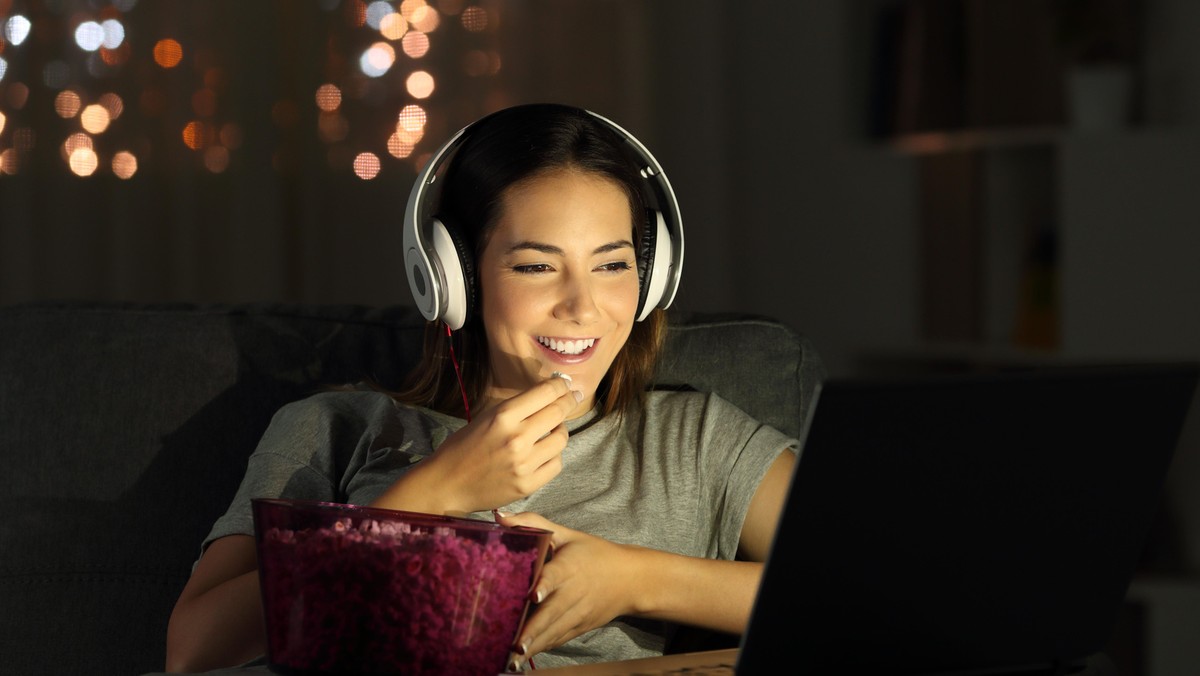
(614, 279), (641, 318)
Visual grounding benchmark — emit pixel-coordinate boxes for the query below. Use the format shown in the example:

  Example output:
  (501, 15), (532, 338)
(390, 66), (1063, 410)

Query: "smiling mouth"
(537, 336), (596, 355)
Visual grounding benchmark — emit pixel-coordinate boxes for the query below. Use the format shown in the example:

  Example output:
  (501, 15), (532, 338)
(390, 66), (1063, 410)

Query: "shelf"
(854, 342), (1070, 376)
(886, 125), (1065, 155)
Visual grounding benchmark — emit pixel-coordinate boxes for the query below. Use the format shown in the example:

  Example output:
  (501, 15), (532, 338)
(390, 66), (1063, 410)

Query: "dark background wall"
(3, 1), (1200, 671)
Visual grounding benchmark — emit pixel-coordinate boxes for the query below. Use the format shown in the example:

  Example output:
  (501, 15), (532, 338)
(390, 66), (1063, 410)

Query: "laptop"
(535, 363), (1200, 675)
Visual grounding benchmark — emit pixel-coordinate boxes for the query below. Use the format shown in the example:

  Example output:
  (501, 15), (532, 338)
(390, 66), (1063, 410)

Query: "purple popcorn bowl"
(252, 498), (552, 676)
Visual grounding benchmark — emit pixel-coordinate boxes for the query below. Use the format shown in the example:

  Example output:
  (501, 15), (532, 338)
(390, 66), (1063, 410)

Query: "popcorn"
(258, 518), (541, 676)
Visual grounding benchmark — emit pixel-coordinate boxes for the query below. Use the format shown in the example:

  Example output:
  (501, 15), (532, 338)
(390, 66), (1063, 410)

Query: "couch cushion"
(0, 302), (428, 676)
(656, 312), (824, 439)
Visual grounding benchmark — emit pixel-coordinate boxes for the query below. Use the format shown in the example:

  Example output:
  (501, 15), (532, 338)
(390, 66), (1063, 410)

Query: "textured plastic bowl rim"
(251, 497), (554, 538)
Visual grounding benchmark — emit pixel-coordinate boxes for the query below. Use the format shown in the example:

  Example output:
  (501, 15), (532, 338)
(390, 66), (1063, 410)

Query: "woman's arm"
(164, 535), (265, 672)
(499, 450), (796, 662)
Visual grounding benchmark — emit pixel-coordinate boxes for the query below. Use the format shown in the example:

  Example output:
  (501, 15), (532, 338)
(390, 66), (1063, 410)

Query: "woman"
(165, 103), (802, 672)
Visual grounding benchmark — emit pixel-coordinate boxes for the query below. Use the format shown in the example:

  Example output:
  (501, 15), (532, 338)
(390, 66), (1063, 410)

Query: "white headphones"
(402, 106), (684, 330)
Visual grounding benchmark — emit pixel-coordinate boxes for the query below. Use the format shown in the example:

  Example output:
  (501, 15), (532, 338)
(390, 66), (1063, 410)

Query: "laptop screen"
(738, 363), (1199, 675)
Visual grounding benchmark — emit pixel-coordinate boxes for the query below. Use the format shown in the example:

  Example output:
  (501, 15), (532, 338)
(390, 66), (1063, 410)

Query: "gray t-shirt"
(205, 388), (798, 668)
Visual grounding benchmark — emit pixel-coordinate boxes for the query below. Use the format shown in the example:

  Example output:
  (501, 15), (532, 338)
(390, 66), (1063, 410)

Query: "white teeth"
(538, 336), (595, 355)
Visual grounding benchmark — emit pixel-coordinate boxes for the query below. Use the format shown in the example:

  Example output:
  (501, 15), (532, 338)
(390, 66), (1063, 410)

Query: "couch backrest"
(0, 302), (822, 676)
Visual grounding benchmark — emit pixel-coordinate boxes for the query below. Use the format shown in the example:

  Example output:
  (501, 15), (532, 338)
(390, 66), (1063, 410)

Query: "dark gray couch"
(0, 302), (824, 676)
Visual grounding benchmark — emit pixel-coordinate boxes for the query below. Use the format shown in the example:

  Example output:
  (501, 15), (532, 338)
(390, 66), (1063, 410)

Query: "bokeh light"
(6, 82), (30, 109)
(0, 149), (18, 175)
(387, 131), (414, 159)
(55, 91), (83, 118)
(406, 70), (434, 98)
(461, 6), (487, 32)
(63, 132), (94, 157)
(315, 83), (342, 112)
(69, 147), (99, 176)
(154, 39), (184, 68)
(182, 120), (209, 150)
(0, 0), (502, 179)
(379, 13), (407, 40)
(4, 15), (32, 46)
(360, 42), (396, 77)
(353, 152), (381, 180)
(410, 6), (440, 33)
(112, 151), (138, 179)
(75, 21), (106, 52)
(81, 104), (112, 134)
(100, 43), (132, 66)
(102, 19), (127, 49)
(99, 93), (125, 120)
(397, 104), (427, 133)
(204, 146), (230, 173)
(399, 0), (427, 20)
(365, 1), (393, 29)
(401, 31), (430, 58)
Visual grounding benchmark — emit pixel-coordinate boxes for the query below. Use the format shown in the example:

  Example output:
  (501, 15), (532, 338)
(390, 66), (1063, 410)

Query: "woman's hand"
(372, 376), (583, 515)
(494, 511), (643, 665)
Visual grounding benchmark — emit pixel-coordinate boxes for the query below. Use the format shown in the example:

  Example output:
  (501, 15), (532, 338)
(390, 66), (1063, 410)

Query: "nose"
(553, 271), (600, 324)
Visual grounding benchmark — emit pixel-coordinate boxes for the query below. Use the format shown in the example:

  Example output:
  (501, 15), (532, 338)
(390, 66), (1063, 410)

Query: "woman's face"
(477, 168), (640, 415)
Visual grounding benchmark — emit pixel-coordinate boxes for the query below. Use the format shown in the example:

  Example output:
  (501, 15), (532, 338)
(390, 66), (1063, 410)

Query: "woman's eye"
(598, 261), (633, 273)
(513, 264), (552, 274)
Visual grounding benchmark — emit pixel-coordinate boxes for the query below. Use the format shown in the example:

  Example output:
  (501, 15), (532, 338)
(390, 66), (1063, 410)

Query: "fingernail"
(515, 639), (529, 655)
(493, 509), (511, 519)
(551, 371), (572, 383)
(508, 657), (522, 672)
(571, 389), (583, 403)
(530, 588), (545, 604)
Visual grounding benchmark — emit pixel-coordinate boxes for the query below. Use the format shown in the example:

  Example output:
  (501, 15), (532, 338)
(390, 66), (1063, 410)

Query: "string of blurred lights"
(0, 0), (502, 180)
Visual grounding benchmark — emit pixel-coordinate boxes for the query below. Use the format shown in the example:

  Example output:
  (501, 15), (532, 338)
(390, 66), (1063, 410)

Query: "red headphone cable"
(445, 322), (471, 422)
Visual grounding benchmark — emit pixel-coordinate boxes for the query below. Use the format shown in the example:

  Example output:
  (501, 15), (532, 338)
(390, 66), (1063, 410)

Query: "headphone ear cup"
(635, 208), (657, 321)
(430, 218), (476, 330)
(636, 209), (673, 322)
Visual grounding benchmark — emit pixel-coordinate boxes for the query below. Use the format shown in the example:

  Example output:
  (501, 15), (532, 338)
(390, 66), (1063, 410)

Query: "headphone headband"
(402, 106), (684, 329)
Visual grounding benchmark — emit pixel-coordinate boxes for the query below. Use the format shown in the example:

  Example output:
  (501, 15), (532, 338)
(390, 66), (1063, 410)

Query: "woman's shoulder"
(642, 387), (734, 411)
(276, 387), (396, 417)
(270, 387), (458, 428)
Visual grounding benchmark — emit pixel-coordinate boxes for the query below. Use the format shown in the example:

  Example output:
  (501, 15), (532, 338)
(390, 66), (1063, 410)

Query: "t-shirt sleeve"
(199, 391), (402, 553)
(700, 394), (799, 561)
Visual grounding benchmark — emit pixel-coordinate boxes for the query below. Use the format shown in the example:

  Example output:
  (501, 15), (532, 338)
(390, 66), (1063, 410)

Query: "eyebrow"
(505, 239), (635, 256)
